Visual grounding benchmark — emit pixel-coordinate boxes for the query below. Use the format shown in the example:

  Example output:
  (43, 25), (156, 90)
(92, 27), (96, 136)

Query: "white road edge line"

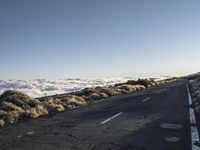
(142, 98), (150, 102)
(100, 112), (123, 125)
(187, 83), (200, 150)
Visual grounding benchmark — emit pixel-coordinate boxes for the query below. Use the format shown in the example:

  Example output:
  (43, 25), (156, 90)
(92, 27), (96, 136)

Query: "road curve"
(0, 79), (192, 150)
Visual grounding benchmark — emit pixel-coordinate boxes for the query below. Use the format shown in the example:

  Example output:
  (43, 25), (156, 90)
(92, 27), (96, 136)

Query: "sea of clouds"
(0, 76), (171, 98)
(0, 78), (137, 98)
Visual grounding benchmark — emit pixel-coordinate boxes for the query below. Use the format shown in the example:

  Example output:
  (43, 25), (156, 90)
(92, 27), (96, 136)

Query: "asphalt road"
(0, 79), (192, 150)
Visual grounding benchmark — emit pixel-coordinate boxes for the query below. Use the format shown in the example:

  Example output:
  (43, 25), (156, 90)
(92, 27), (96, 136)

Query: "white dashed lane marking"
(16, 131), (35, 138)
(101, 112), (123, 125)
(142, 98), (150, 102)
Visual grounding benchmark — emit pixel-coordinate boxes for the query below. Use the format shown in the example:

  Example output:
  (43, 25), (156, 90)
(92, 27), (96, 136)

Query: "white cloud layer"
(0, 78), (137, 98)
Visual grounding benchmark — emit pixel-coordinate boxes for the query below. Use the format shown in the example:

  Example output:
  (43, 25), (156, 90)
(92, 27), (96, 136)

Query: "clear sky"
(0, 0), (200, 79)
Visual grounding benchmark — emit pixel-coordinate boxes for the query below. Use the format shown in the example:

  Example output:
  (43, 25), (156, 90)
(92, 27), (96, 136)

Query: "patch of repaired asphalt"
(165, 137), (181, 142)
(26, 131), (34, 135)
(160, 123), (182, 130)
(154, 89), (168, 94)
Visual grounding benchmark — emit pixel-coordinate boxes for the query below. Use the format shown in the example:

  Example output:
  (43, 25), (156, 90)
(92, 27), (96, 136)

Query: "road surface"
(0, 80), (194, 150)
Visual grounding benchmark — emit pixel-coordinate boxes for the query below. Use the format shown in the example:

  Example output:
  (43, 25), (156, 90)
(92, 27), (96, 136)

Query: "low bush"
(0, 101), (24, 112)
(126, 79), (151, 88)
(116, 84), (136, 92)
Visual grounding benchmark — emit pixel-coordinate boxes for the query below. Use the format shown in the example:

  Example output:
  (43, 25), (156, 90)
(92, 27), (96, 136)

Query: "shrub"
(99, 88), (115, 96)
(0, 101), (24, 112)
(27, 108), (40, 118)
(26, 98), (41, 107)
(114, 88), (129, 94)
(7, 111), (22, 122)
(61, 95), (86, 107)
(35, 105), (49, 115)
(88, 93), (101, 100)
(127, 79), (150, 88)
(99, 93), (109, 98)
(0, 90), (31, 102)
(126, 80), (137, 85)
(133, 85), (146, 90)
(114, 83), (124, 87)
(0, 90), (39, 109)
(116, 84), (136, 92)
(46, 103), (65, 113)
(3, 114), (15, 124)
(78, 88), (97, 96)
(26, 104), (48, 119)
(0, 110), (7, 118)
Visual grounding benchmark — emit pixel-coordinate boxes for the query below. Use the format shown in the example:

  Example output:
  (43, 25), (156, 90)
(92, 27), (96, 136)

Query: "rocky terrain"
(188, 76), (200, 113)
(0, 78), (177, 127)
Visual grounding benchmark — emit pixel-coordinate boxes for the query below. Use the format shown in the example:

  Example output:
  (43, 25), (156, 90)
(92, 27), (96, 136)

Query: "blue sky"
(0, 0), (200, 79)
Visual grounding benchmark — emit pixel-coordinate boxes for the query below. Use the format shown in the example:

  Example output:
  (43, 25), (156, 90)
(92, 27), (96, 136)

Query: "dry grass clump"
(0, 90), (41, 109)
(0, 90), (86, 127)
(132, 85), (146, 90)
(99, 93), (109, 98)
(0, 101), (24, 112)
(75, 87), (117, 101)
(0, 90), (31, 101)
(115, 84), (137, 92)
(99, 88), (119, 97)
(61, 95), (86, 107)
(0, 110), (7, 118)
(37, 94), (86, 113)
(80, 87), (122, 102)
(87, 93), (100, 100)
(77, 88), (97, 97)
(114, 84), (146, 93)
(45, 102), (65, 113)
(26, 104), (49, 118)
(3, 114), (16, 124)
(126, 79), (151, 88)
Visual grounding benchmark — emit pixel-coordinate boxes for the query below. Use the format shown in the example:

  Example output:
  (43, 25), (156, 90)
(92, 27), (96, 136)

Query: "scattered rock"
(0, 119), (5, 127)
